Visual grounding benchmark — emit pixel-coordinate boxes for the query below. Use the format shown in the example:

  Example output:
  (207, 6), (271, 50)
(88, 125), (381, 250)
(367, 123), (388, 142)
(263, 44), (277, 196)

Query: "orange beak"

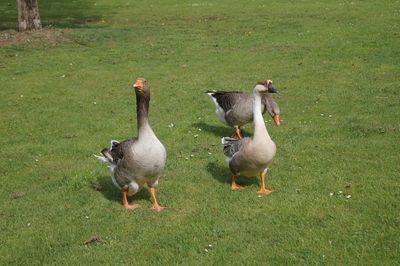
(133, 79), (143, 91)
(273, 115), (280, 126)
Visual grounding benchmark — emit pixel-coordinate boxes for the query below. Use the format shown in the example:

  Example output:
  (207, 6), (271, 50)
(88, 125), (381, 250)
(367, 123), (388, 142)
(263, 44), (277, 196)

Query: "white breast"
(131, 135), (167, 178)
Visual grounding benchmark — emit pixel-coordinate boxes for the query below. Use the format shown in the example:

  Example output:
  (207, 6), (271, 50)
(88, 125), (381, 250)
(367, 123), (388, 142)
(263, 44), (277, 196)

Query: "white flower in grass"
(167, 123), (174, 128)
(345, 195), (352, 199)
(329, 192), (334, 196)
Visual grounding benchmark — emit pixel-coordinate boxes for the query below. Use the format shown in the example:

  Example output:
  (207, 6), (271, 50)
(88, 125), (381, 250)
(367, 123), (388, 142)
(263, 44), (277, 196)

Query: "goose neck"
(252, 90), (270, 140)
(136, 93), (151, 135)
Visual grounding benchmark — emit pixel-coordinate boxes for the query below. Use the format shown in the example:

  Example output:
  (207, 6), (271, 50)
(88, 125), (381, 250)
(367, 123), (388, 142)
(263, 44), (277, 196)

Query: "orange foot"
(231, 175), (242, 190)
(124, 203), (142, 210)
(151, 204), (166, 212)
(122, 191), (141, 210)
(257, 188), (273, 195)
(231, 183), (243, 190)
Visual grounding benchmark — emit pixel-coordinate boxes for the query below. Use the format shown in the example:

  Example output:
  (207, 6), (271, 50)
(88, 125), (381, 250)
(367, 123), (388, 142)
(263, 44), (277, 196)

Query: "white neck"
(252, 86), (271, 140)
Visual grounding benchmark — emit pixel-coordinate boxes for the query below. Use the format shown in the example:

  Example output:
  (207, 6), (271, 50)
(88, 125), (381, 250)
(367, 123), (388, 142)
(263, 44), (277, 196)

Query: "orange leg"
(149, 187), (165, 212)
(234, 127), (243, 139)
(257, 171), (273, 194)
(122, 191), (142, 210)
(231, 175), (242, 190)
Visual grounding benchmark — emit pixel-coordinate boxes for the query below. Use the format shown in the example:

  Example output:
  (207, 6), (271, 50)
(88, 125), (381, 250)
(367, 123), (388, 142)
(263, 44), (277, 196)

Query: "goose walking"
(222, 80), (277, 194)
(96, 78), (167, 211)
(207, 80), (279, 139)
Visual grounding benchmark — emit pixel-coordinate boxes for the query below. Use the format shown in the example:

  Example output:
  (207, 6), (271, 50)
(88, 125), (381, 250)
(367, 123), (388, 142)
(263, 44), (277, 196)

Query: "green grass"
(1, 0), (399, 264)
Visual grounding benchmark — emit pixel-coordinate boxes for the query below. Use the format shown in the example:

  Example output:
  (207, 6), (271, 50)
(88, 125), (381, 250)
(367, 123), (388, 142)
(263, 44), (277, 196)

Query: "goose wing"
(98, 138), (137, 164)
(207, 91), (248, 112)
(222, 136), (250, 158)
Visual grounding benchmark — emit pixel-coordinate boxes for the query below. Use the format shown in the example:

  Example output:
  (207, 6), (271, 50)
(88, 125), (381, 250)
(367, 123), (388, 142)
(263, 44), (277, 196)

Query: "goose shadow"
(93, 175), (151, 204)
(206, 162), (259, 187)
(193, 121), (251, 138)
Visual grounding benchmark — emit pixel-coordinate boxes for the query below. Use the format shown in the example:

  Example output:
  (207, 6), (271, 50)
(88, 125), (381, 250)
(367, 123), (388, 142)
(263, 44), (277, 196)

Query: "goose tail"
(206, 90), (218, 101)
(94, 148), (113, 163)
(94, 140), (120, 163)
(221, 136), (240, 160)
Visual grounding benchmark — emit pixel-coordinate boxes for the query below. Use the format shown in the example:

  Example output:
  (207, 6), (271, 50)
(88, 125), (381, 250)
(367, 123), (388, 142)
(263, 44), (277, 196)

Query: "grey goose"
(207, 80), (280, 139)
(96, 78), (167, 211)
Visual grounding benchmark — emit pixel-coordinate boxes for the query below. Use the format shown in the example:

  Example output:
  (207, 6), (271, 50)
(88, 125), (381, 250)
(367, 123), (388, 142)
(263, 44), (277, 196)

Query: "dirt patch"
(0, 28), (73, 47)
(84, 236), (107, 246)
(11, 191), (26, 199)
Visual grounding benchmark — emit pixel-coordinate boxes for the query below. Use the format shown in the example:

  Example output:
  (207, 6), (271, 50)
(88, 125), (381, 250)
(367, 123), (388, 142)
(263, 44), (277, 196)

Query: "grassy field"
(1, 0), (399, 264)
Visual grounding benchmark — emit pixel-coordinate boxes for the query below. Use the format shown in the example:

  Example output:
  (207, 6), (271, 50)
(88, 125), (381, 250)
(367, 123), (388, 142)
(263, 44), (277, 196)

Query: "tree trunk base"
(17, 0), (42, 32)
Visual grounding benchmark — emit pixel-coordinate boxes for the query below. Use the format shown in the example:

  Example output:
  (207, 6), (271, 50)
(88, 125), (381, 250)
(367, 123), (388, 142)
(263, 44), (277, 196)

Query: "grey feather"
(222, 136), (249, 158)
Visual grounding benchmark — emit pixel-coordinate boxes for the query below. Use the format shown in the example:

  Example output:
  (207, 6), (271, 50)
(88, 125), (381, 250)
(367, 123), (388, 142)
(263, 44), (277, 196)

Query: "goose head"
(266, 98), (281, 126)
(256, 80), (278, 93)
(133, 78), (150, 97)
(257, 80), (280, 125)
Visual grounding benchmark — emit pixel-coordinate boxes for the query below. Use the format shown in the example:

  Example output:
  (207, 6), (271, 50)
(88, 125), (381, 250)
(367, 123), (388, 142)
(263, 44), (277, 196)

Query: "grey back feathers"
(207, 91), (249, 113)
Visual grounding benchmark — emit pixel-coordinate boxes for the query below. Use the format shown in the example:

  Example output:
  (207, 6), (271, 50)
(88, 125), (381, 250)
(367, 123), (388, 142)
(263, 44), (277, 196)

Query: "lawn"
(1, 0), (399, 264)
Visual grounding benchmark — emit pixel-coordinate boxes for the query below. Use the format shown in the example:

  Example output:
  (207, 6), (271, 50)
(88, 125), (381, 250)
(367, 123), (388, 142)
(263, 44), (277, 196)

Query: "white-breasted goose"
(222, 81), (277, 194)
(96, 78), (167, 211)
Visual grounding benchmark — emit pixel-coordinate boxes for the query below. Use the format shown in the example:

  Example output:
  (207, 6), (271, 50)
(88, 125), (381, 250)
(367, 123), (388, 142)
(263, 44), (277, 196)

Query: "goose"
(95, 78), (167, 211)
(207, 80), (280, 139)
(222, 80), (277, 194)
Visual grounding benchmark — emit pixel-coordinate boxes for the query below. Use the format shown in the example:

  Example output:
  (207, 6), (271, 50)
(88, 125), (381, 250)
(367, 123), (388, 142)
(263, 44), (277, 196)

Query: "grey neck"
(136, 93), (151, 136)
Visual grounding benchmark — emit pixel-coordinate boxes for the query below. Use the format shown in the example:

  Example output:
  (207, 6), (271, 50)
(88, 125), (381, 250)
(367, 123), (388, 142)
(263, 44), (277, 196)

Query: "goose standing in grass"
(207, 80), (280, 139)
(96, 78), (167, 211)
(222, 81), (277, 194)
